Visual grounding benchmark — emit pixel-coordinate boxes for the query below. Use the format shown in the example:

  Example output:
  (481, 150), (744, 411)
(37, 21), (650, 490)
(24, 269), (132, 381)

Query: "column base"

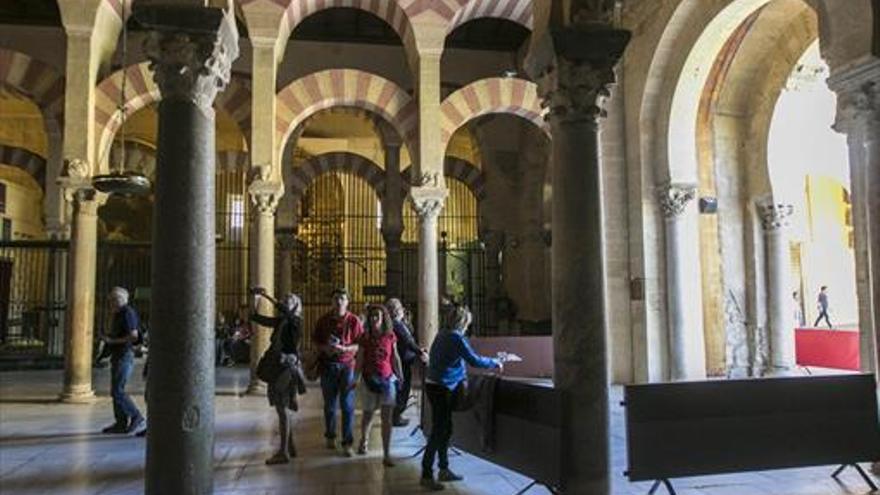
(59, 388), (97, 403)
(761, 365), (808, 378)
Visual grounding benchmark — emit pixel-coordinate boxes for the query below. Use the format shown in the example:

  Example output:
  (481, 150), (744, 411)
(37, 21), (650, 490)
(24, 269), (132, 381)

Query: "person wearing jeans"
(101, 287), (145, 436)
(312, 288), (364, 456)
(420, 304), (502, 491)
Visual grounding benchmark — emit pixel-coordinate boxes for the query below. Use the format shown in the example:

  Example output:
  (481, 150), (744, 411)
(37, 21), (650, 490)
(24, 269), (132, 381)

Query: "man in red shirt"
(312, 288), (364, 456)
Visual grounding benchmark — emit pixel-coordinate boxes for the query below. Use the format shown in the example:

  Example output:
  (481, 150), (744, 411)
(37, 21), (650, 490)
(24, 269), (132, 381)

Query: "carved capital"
(141, 10), (239, 116)
(830, 58), (880, 135)
(411, 171), (442, 188)
(757, 201), (794, 231)
(571, 0), (618, 25)
(248, 179), (282, 216)
(528, 27), (630, 126)
(656, 183), (697, 218)
(409, 186), (447, 221)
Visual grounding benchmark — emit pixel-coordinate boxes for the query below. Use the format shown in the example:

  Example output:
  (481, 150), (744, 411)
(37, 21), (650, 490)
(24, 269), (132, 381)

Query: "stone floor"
(0, 364), (876, 495)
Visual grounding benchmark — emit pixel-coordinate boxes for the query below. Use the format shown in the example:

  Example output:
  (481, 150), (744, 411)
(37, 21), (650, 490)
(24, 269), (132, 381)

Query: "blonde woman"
(420, 304), (502, 490)
(385, 298), (428, 426)
(354, 304), (402, 467)
(251, 289), (305, 465)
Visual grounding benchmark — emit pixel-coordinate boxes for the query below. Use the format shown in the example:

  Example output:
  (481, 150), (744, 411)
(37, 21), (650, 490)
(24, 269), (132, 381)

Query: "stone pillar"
(382, 142), (404, 298)
(758, 201), (796, 371)
(247, 182), (280, 393)
(59, 186), (98, 402)
(657, 183), (707, 380)
(410, 186), (446, 346)
(526, 24), (629, 494)
(137, 5), (239, 494)
(829, 60), (880, 374)
(55, 6), (103, 401)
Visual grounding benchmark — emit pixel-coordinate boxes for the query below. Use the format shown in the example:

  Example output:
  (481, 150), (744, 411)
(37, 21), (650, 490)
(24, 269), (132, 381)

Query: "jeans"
(422, 382), (458, 478)
(814, 308), (833, 328)
(394, 359), (414, 419)
(320, 362), (356, 445)
(111, 352), (142, 425)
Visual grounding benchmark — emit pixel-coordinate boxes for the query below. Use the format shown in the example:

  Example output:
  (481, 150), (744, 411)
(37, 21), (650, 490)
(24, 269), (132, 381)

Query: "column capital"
(526, 26), (630, 125)
(139, 6), (239, 116)
(656, 182), (697, 218)
(757, 201), (794, 231)
(248, 178), (282, 216)
(829, 57), (880, 134)
(409, 186), (447, 221)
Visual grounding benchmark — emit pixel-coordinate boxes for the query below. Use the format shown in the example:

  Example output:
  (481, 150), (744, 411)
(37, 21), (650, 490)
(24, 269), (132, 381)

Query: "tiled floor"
(0, 364), (876, 494)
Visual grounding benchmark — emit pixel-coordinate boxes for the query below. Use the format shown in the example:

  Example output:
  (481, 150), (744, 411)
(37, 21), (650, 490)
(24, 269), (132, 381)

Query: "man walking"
(386, 298), (427, 427)
(101, 287), (146, 435)
(813, 286), (833, 328)
(312, 289), (363, 456)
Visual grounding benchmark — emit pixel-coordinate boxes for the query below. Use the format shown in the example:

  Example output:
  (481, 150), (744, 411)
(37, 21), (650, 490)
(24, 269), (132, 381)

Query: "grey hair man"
(101, 287), (145, 435)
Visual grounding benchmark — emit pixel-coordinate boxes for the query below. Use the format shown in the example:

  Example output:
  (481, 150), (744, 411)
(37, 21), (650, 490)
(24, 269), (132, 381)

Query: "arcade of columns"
(2, 0), (877, 493)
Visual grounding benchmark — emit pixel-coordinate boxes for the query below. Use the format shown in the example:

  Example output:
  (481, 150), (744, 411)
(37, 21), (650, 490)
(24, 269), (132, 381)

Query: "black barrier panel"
(624, 374), (880, 481)
(434, 377), (563, 488)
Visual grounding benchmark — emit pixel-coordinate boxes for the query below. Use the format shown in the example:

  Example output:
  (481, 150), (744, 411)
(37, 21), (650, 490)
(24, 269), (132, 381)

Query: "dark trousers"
(814, 308), (833, 328)
(320, 362), (356, 445)
(422, 382), (458, 478)
(394, 359), (414, 419)
(111, 352), (142, 425)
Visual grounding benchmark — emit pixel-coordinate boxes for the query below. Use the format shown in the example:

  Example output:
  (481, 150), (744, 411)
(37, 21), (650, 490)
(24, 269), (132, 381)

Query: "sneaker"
(392, 417), (411, 427)
(325, 438), (336, 450)
(357, 442), (368, 455)
(343, 445), (355, 457)
(382, 457), (395, 467)
(126, 417), (147, 436)
(135, 428), (147, 438)
(438, 469), (463, 482)
(420, 477), (444, 491)
(101, 422), (127, 434)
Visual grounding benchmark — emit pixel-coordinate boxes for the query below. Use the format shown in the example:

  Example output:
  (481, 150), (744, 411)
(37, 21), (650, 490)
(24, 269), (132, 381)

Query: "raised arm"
(250, 313), (279, 328)
(455, 334), (500, 369)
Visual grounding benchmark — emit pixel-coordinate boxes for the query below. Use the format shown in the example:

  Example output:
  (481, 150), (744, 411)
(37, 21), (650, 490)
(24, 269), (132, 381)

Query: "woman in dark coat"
(251, 288), (305, 465)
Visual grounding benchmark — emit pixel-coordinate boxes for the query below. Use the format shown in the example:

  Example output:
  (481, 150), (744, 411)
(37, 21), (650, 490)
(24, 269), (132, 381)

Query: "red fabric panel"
(795, 328), (860, 371)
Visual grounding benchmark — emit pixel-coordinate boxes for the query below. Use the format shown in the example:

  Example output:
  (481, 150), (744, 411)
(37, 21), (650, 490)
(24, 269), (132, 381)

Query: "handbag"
(256, 346), (283, 383)
(256, 326), (284, 383)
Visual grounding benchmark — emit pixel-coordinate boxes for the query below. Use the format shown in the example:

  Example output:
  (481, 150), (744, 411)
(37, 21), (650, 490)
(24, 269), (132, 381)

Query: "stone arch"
(289, 152), (386, 204)
(276, 69), (417, 158)
(253, 0), (418, 65)
(0, 144), (47, 188)
(94, 62), (252, 169)
(439, 77), (546, 149)
(401, 156), (485, 201)
(446, 0), (534, 33)
(0, 48), (64, 132)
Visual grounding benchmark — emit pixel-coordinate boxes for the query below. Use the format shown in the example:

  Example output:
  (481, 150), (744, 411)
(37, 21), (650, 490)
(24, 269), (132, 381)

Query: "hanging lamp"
(92, 0), (151, 196)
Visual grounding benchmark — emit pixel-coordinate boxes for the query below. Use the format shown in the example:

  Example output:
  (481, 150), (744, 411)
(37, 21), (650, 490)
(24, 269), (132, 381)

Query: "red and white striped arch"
(447, 0), (533, 33)
(288, 151), (386, 202)
(401, 155), (485, 201)
(0, 144), (47, 188)
(0, 49), (65, 130)
(276, 69), (417, 157)
(439, 77), (546, 148)
(95, 62), (252, 168)
(240, 0), (417, 61)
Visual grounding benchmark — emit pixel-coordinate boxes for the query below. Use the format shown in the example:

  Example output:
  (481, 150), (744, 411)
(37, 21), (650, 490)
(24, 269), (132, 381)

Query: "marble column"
(657, 183), (707, 380)
(757, 201), (796, 371)
(59, 186), (98, 402)
(526, 25), (629, 494)
(247, 182), (281, 393)
(382, 142), (404, 298)
(410, 185), (446, 346)
(829, 60), (880, 375)
(138, 5), (239, 494)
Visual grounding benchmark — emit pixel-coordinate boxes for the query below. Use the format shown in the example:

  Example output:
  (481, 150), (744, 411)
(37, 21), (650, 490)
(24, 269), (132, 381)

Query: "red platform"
(795, 328), (860, 371)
